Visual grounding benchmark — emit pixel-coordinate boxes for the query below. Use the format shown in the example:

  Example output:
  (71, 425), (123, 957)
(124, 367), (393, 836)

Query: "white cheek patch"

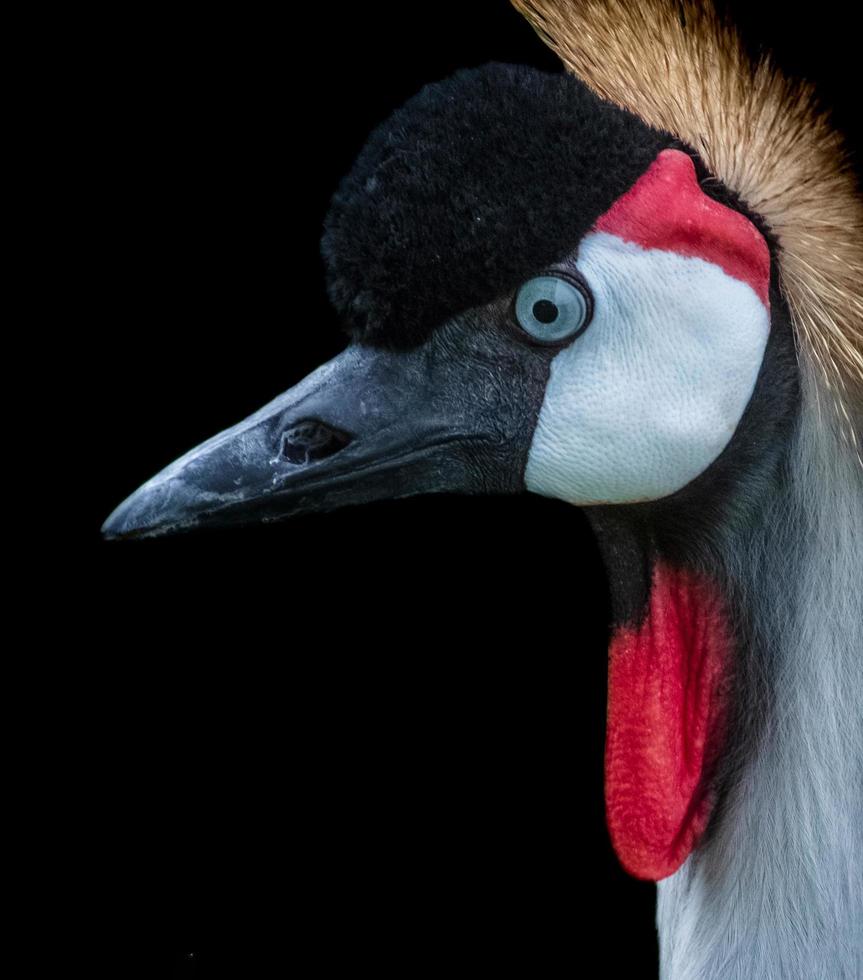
(525, 231), (770, 504)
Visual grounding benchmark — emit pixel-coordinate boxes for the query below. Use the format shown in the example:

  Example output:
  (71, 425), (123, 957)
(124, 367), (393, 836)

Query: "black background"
(79, 2), (860, 975)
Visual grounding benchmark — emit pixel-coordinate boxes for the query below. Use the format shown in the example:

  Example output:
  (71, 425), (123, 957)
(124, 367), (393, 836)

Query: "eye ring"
(513, 271), (593, 345)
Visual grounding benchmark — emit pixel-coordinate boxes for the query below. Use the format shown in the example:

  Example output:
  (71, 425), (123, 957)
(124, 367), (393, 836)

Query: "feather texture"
(511, 0), (863, 464)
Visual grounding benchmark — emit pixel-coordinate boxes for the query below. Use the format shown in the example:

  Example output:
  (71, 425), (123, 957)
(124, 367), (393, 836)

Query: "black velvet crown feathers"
(321, 62), (671, 349)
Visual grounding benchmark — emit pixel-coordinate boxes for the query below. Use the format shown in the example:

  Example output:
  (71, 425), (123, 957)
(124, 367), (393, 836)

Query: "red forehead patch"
(594, 149), (770, 308)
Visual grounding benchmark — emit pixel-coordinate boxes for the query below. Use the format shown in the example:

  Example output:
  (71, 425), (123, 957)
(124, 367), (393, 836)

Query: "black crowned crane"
(104, 2), (862, 976)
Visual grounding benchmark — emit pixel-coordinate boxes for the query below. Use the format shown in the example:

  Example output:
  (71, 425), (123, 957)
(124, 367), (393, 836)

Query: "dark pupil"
(532, 299), (559, 324)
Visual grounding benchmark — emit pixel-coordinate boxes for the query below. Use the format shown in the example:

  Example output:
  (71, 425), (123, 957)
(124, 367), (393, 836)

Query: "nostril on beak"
(281, 419), (353, 466)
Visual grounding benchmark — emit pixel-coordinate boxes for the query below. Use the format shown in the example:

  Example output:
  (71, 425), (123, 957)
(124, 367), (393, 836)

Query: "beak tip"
(101, 500), (130, 540)
(101, 498), (144, 541)
(101, 508), (194, 542)
(100, 484), (189, 541)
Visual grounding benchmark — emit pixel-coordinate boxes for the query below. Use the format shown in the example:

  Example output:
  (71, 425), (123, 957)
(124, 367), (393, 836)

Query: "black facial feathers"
(321, 62), (672, 348)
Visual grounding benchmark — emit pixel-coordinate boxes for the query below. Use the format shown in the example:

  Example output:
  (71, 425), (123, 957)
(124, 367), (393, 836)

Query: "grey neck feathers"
(656, 360), (863, 979)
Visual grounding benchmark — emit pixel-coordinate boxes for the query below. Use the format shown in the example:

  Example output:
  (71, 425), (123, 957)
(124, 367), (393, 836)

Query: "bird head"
(103, 63), (784, 537)
(103, 60), (803, 881)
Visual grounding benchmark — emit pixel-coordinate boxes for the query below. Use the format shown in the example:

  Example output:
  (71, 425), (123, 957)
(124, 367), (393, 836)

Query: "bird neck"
(592, 395), (863, 978)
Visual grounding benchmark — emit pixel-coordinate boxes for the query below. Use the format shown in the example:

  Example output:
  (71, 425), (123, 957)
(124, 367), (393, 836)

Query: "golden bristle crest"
(511, 0), (863, 462)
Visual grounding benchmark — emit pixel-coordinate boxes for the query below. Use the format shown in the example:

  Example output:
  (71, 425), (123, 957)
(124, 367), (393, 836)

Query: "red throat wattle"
(604, 561), (734, 881)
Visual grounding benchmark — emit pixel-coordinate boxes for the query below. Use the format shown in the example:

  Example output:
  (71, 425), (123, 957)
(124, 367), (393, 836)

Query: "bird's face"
(102, 64), (771, 538)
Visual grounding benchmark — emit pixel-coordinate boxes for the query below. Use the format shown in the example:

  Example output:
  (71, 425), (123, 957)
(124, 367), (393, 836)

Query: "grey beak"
(102, 340), (520, 540)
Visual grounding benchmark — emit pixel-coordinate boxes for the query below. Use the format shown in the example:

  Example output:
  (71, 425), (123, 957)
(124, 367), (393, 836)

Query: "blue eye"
(515, 274), (592, 343)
